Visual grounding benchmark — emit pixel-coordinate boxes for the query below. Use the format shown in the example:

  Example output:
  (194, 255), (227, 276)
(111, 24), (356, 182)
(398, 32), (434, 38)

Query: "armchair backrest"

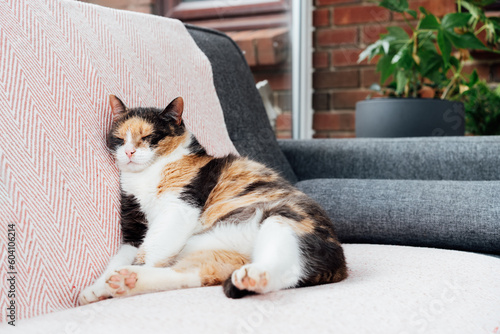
(186, 25), (297, 184)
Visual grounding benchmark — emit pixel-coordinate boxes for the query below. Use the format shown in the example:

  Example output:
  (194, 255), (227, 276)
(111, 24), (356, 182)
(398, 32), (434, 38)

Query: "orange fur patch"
(157, 154), (213, 195)
(133, 247), (146, 265)
(115, 117), (153, 148)
(155, 132), (189, 157)
(287, 216), (316, 235)
(171, 250), (249, 286)
(200, 159), (283, 227)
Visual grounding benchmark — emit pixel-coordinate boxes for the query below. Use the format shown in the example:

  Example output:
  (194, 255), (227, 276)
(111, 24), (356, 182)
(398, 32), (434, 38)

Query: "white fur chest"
(120, 159), (165, 212)
(119, 145), (192, 221)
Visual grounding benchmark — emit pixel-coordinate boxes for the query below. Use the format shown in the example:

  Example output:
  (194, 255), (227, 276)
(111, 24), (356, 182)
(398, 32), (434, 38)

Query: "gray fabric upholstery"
(296, 178), (500, 255)
(279, 136), (500, 181)
(186, 25), (297, 183)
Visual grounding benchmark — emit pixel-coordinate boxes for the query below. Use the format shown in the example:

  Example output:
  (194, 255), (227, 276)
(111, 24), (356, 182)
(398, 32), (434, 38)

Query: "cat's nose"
(125, 149), (136, 159)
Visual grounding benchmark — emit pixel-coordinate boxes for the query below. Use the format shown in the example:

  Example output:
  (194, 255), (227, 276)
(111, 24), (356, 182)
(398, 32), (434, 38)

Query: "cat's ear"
(109, 95), (127, 119)
(161, 97), (184, 125)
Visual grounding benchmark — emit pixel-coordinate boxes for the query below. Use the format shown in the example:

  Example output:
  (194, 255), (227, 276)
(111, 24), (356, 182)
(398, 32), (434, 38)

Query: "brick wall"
(313, 0), (500, 138)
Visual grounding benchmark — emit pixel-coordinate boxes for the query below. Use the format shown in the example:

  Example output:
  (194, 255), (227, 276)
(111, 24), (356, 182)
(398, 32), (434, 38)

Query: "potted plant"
(461, 79), (500, 134)
(356, 0), (500, 137)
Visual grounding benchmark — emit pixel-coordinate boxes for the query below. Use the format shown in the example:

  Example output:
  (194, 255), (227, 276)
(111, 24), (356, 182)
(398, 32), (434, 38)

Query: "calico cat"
(78, 95), (347, 305)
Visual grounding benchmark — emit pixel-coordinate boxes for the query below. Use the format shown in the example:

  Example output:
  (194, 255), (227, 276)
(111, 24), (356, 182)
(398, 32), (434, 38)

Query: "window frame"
(156, 0), (290, 31)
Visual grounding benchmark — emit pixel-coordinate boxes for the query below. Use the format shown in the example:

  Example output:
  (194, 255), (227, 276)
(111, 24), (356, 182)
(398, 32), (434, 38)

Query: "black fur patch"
(188, 137), (207, 156)
(238, 180), (293, 197)
(179, 155), (237, 209)
(296, 230), (346, 287)
(223, 277), (256, 299)
(120, 191), (147, 247)
(263, 205), (304, 222)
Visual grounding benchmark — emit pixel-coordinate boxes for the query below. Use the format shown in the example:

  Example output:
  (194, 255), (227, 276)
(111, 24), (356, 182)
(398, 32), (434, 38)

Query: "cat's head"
(106, 95), (188, 173)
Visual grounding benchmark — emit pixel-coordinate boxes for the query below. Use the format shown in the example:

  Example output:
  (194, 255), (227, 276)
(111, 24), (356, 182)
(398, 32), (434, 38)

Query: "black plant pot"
(355, 98), (465, 138)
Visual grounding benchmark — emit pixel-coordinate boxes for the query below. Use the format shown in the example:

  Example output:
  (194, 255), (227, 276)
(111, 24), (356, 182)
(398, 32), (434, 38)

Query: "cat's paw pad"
(105, 268), (138, 297)
(78, 282), (111, 305)
(232, 265), (269, 293)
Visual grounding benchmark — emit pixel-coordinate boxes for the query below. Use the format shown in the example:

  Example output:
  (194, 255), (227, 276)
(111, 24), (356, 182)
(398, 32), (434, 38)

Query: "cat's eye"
(114, 137), (124, 145)
(141, 135), (152, 141)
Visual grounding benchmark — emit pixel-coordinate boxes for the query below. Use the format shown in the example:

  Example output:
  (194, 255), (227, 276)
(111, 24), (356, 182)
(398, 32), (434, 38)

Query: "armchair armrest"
(278, 136), (500, 181)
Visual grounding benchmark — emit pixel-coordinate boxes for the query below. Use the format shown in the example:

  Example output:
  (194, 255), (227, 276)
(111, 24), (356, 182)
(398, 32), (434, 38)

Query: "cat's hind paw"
(105, 267), (138, 297)
(232, 264), (269, 293)
(78, 282), (111, 305)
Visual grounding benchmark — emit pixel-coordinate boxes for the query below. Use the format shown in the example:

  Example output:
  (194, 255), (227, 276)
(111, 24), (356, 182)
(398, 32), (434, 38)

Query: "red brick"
(276, 113), (292, 131)
(313, 8), (330, 27)
(128, 4), (152, 14)
(462, 63), (491, 81)
(228, 31), (257, 67)
(316, 0), (359, 5)
(334, 5), (390, 25)
(313, 70), (359, 89)
(254, 72), (291, 91)
(313, 51), (330, 69)
(394, 0), (455, 20)
(277, 132), (292, 139)
(313, 112), (355, 131)
(313, 93), (330, 111)
(331, 90), (372, 109)
(361, 24), (412, 44)
(332, 48), (379, 67)
(254, 27), (289, 66)
(316, 27), (358, 46)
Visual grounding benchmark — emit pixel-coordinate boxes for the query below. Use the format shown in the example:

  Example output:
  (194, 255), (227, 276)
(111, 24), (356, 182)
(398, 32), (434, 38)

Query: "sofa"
(3, 1), (500, 333)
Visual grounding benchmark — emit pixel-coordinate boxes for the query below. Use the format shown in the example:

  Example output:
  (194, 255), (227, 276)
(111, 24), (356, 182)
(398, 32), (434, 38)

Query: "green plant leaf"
(450, 56), (460, 69)
(386, 26), (411, 41)
(418, 49), (442, 77)
(419, 14), (440, 30)
(396, 70), (408, 95)
(406, 9), (417, 19)
(358, 39), (390, 63)
(441, 13), (472, 29)
(379, 0), (409, 12)
(446, 31), (489, 50)
(468, 69), (479, 87)
(495, 84), (500, 96)
(419, 6), (428, 15)
(489, 17), (500, 30)
(437, 29), (452, 65)
(376, 54), (396, 83)
(460, 1), (484, 21)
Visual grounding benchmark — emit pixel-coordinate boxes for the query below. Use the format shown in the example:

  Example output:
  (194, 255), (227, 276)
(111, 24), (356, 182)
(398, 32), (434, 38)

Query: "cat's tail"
(223, 277), (256, 299)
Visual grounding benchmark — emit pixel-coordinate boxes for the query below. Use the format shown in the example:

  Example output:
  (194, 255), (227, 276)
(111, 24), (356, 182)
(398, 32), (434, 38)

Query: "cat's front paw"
(232, 264), (270, 293)
(105, 267), (138, 297)
(78, 282), (111, 305)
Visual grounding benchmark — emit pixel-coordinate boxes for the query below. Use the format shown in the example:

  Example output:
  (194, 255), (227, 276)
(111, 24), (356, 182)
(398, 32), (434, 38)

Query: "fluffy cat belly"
(179, 210), (264, 259)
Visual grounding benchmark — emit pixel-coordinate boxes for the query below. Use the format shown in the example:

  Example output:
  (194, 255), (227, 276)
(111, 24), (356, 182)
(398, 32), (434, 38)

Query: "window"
(156, 0), (290, 31)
